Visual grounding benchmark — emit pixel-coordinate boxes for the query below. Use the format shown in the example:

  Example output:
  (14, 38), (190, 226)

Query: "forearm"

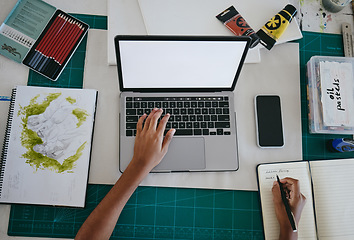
(75, 160), (150, 240)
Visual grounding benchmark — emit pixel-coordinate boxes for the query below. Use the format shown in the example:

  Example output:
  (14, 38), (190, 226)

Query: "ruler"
(342, 23), (354, 57)
(341, 22), (354, 140)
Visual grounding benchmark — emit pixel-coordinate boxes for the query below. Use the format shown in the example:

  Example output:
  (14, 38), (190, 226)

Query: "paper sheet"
(0, 86), (97, 207)
(257, 162), (317, 240)
(85, 29), (302, 190)
(294, 0), (353, 34)
(0, 101), (10, 158)
(107, 0), (304, 65)
(138, 0), (302, 42)
(310, 159), (354, 240)
(107, 0), (147, 66)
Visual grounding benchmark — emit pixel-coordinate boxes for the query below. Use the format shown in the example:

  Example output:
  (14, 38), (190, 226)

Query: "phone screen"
(255, 95), (284, 147)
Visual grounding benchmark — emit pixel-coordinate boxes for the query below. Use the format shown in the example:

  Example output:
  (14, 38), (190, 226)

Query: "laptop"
(114, 35), (251, 172)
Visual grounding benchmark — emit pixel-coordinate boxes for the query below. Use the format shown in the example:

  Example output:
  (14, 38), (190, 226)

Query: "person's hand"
(130, 108), (175, 172)
(272, 177), (306, 240)
(75, 109), (175, 240)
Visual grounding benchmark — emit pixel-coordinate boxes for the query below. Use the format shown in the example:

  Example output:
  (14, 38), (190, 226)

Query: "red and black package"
(216, 6), (260, 48)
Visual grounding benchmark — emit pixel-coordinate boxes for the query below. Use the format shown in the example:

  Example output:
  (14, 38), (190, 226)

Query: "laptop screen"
(115, 36), (250, 92)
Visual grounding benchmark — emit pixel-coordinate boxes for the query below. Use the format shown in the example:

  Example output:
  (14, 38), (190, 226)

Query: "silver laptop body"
(114, 35), (251, 173)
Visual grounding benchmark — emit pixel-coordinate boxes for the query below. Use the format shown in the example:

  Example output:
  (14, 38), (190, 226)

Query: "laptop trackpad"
(153, 137), (206, 172)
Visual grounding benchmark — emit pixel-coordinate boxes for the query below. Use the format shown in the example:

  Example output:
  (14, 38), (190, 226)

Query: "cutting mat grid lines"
(7, 14), (353, 239)
(9, 186), (264, 239)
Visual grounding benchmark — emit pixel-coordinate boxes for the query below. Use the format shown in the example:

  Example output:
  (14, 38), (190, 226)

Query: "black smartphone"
(255, 95), (284, 147)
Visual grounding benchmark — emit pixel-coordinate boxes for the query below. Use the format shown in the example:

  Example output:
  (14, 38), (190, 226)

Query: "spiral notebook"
(0, 86), (97, 207)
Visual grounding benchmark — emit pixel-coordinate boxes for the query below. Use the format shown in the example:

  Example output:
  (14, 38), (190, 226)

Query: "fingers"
(136, 113), (147, 135)
(156, 113), (170, 135)
(162, 128), (176, 153)
(282, 177), (301, 194)
(142, 108), (163, 131)
(149, 109), (163, 130)
(143, 108), (157, 130)
(138, 109), (173, 136)
(139, 108), (157, 131)
(272, 181), (282, 203)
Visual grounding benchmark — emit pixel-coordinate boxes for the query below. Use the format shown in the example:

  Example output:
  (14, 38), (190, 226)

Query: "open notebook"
(257, 158), (354, 240)
(0, 86), (97, 207)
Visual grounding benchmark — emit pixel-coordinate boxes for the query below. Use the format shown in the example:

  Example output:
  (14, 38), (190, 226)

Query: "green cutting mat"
(298, 32), (353, 160)
(7, 13), (354, 239)
(8, 186), (263, 239)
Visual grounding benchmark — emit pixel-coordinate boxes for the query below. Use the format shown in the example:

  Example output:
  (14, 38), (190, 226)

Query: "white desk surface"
(0, 0), (335, 239)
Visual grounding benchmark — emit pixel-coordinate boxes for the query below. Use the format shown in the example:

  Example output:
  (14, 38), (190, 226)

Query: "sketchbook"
(257, 158), (354, 240)
(0, 86), (97, 207)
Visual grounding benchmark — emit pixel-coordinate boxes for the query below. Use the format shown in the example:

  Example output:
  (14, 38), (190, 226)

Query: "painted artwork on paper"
(18, 92), (90, 173)
(289, 0), (353, 34)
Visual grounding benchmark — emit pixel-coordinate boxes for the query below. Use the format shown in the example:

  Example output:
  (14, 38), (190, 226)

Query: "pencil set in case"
(0, 0), (89, 81)
(23, 11), (89, 80)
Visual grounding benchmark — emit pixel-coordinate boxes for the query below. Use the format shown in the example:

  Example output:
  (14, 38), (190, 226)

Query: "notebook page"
(310, 158), (354, 240)
(258, 162), (317, 240)
(0, 86), (97, 207)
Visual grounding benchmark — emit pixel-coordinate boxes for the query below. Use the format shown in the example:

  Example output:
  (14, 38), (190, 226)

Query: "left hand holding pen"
(272, 177), (306, 240)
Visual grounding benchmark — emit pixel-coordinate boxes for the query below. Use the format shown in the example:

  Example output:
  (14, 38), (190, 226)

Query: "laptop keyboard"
(125, 96), (231, 137)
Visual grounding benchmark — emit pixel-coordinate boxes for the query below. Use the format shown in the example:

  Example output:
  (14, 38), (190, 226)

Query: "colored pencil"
(36, 16), (69, 71)
(45, 19), (79, 75)
(27, 14), (62, 66)
(32, 15), (67, 69)
(24, 12), (86, 79)
(40, 18), (74, 72)
(48, 22), (82, 77)
(32, 15), (65, 67)
(57, 23), (81, 64)
(36, 14), (62, 52)
(62, 25), (84, 63)
(50, 19), (76, 64)
(50, 25), (84, 78)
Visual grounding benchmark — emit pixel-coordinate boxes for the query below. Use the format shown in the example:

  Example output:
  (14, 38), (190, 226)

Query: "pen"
(276, 175), (297, 232)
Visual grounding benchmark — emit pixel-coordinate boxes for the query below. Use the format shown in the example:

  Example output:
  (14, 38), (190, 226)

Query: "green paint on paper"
(58, 142), (86, 173)
(18, 93), (61, 118)
(66, 97), (76, 104)
(72, 108), (89, 127)
(18, 93), (87, 173)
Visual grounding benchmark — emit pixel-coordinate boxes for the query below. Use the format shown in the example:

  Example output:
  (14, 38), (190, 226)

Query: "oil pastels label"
(320, 61), (354, 127)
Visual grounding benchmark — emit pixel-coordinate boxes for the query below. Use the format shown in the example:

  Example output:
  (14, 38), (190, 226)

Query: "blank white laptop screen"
(118, 40), (248, 89)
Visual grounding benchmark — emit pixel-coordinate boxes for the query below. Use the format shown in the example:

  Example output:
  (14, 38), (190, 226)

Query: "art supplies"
(341, 23), (354, 57)
(257, 4), (297, 50)
(0, 0), (89, 81)
(307, 56), (354, 134)
(0, 86), (97, 207)
(328, 138), (354, 152)
(216, 6), (260, 48)
(257, 158), (354, 240)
